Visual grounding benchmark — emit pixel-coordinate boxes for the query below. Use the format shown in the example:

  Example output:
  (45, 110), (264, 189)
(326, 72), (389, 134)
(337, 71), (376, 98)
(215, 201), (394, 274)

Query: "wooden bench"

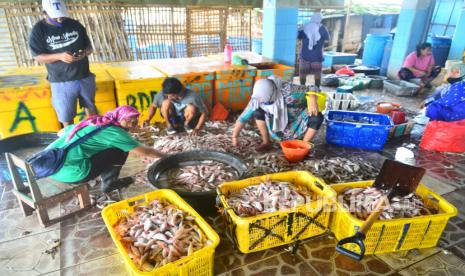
(5, 152), (92, 227)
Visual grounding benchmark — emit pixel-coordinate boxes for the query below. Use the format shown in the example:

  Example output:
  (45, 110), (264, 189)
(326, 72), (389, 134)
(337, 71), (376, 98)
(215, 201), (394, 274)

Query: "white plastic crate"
(326, 92), (360, 111)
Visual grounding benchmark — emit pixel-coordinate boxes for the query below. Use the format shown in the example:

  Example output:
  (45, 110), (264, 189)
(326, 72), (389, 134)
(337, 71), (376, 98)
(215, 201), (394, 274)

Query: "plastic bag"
(210, 103), (229, 121)
(420, 119), (465, 152)
(395, 147), (415, 166)
(335, 66), (355, 76)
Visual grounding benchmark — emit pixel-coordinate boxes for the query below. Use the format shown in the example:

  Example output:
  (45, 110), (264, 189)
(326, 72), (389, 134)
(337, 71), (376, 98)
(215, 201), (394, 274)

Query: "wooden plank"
(341, 0), (352, 53)
(13, 190), (35, 207)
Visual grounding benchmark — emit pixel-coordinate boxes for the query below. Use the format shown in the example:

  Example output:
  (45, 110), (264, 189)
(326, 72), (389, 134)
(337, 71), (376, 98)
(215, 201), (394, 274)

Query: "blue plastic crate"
(326, 111), (393, 150)
(322, 52), (357, 68)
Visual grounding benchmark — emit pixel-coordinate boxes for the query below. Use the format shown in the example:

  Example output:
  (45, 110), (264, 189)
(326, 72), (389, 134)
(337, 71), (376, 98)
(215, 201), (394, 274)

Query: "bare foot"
(255, 143), (273, 152)
(417, 84), (425, 95)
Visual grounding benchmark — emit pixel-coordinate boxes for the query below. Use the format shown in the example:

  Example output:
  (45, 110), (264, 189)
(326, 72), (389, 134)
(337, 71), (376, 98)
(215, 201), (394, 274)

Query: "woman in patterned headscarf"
(44, 106), (165, 193)
(231, 77), (324, 152)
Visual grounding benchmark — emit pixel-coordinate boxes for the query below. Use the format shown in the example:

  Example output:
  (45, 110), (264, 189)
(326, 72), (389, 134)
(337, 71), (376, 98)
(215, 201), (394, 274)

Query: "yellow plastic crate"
(0, 107), (60, 139)
(145, 58), (215, 111)
(144, 58), (215, 82)
(306, 91), (327, 113)
(0, 73), (51, 112)
(102, 189), (220, 276)
(93, 69), (116, 103)
(0, 66), (115, 111)
(213, 77), (254, 111)
(331, 181), (458, 255)
(104, 62), (165, 123)
(204, 55), (257, 80)
(254, 64), (295, 82)
(3, 66), (48, 75)
(214, 65), (256, 81)
(74, 101), (117, 123)
(217, 171), (336, 253)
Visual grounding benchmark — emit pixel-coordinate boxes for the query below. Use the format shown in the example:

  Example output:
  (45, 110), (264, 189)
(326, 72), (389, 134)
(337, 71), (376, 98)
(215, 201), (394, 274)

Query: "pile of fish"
(153, 133), (260, 159)
(203, 121), (231, 131)
(114, 199), (211, 272)
(247, 153), (294, 176)
(168, 161), (235, 192)
(226, 179), (313, 217)
(144, 121), (379, 184)
(341, 186), (435, 220)
(303, 157), (379, 183)
(248, 155), (379, 184)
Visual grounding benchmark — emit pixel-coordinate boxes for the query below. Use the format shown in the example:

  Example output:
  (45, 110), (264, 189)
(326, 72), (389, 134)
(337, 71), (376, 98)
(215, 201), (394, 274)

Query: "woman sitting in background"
(424, 80), (465, 122)
(231, 77), (323, 152)
(398, 42), (441, 94)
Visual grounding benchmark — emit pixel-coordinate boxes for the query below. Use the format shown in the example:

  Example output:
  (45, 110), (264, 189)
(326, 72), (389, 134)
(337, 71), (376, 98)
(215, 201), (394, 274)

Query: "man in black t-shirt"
(29, 0), (97, 126)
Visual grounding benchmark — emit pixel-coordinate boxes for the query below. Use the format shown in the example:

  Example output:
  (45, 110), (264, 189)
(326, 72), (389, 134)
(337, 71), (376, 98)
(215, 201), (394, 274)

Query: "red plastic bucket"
(389, 111), (406, 124)
(280, 140), (312, 163)
(376, 102), (401, 114)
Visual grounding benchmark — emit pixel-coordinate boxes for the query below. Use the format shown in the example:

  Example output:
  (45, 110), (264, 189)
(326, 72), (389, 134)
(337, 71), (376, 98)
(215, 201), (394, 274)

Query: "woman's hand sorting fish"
(114, 199), (212, 272)
(226, 179), (313, 217)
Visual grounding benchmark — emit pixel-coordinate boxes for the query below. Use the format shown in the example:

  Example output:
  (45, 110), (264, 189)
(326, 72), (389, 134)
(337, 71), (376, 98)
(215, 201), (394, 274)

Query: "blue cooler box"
(323, 52), (357, 68)
(326, 111), (393, 150)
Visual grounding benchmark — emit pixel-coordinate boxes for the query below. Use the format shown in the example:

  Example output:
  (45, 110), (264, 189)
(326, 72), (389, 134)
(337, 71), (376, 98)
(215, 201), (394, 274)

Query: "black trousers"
(81, 148), (129, 191)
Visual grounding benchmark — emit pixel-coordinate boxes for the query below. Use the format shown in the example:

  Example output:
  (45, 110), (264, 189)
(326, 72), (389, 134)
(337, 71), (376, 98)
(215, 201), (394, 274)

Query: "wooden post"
(220, 8), (228, 51)
(342, 0), (352, 52)
(186, 7), (192, 57)
(248, 9), (252, 51)
(171, 7), (177, 57)
(78, 185), (91, 208)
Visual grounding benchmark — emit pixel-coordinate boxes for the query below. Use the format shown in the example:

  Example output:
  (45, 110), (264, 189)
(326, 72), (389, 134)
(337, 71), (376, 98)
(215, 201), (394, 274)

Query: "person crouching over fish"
(231, 76), (323, 152)
(46, 106), (165, 193)
(144, 77), (208, 136)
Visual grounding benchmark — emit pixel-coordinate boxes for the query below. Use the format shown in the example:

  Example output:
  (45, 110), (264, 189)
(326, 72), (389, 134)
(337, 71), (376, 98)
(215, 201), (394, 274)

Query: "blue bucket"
(380, 39), (393, 76)
(362, 34), (392, 67)
(427, 36), (452, 67)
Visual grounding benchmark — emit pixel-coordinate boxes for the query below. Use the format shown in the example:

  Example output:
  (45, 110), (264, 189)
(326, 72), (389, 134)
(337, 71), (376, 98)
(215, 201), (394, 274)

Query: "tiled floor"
(398, 250), (465, 275)
(1, 86), (465, 275)
(0, 229), (60, 275)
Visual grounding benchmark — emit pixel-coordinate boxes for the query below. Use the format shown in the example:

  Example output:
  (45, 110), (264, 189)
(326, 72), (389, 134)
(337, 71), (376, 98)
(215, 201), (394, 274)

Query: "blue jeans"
(50, 74), (97, 123)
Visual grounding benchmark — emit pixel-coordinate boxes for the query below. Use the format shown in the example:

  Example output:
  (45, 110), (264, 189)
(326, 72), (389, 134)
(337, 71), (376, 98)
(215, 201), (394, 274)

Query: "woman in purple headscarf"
(44, 105), (165, 193)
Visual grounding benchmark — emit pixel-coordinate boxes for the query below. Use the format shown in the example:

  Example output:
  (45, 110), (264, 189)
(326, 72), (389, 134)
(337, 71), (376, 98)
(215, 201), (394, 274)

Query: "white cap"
(42, 0), (69, 18)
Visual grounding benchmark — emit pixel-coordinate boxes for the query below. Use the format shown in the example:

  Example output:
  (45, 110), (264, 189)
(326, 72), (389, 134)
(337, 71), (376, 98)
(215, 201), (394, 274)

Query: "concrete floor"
(0, 84), (464, 275)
